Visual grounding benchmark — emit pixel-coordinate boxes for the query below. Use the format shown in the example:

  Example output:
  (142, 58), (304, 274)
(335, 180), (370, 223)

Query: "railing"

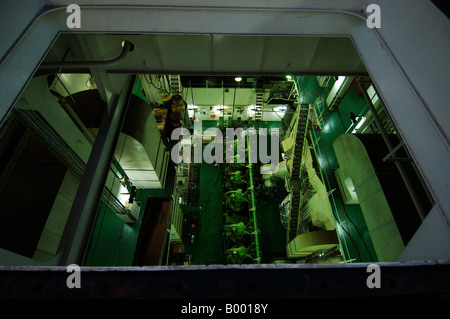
(246, 135), (261, 264)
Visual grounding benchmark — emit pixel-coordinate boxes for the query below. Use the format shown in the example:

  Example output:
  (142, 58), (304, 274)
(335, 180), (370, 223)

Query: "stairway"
(254, 89), (264, 129)
(288, 193), (300, 241)
(291, 105), (309, 179)
(382, 118), (396, 134)
(288, 104), (310, 241)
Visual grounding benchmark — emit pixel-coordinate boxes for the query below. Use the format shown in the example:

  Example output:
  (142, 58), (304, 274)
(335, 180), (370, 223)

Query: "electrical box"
(116, 202), (141, 223)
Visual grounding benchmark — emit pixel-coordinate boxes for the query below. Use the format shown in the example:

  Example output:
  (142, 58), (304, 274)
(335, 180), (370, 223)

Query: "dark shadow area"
(133, 197), (170, 266)
(356, 134), (433, 245)
(0, 125), (67, 258)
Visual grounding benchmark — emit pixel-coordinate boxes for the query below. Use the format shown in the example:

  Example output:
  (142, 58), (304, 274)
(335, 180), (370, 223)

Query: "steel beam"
(56, 75), (135, 266)
(0, 262), (448, 299)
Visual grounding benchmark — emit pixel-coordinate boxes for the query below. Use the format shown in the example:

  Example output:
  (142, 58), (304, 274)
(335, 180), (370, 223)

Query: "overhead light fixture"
(274, 105), (287, 112)
(286, 75), (293, 80)
(335, 76), (345, 87)
(234, 77), (242, 82)
(352, 116), (366, 133)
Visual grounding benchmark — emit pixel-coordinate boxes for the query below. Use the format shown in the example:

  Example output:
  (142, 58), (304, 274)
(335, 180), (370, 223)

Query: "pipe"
(232, 84), (237, 122)
(356, 80), (427, 221)
(40, 41), (133, 70)
(106, 70), (369, 76)
(247, 135), (261, 264)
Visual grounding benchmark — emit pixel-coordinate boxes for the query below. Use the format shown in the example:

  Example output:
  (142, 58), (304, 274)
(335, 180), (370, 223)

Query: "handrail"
(246, 135), (261, 264)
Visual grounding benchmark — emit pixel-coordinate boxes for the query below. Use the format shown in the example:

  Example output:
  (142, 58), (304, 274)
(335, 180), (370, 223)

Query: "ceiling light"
(234, 77), (242, 82)
(335, 76), (345, 87)
(352, 116), (366, 133)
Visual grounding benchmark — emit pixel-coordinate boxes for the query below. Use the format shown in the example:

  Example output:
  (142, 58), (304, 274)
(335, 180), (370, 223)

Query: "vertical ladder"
(169, 75), (181, 95)
(168, 74), (191, 127)
(254, 88), (264, 129)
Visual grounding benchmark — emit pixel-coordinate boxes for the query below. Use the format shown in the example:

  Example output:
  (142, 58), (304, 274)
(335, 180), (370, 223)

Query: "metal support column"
(357, 80), (427, 221)
(57, 75), (135, 266)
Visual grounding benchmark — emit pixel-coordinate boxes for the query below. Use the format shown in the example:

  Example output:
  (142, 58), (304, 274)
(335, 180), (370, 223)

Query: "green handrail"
(246, 135), (261, 264)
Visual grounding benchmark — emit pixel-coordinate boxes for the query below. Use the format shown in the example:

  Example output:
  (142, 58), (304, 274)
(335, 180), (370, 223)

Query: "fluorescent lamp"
(234, 77), (242, 82)
(335, 76), (345, 87)
(352, 116), (366, 133)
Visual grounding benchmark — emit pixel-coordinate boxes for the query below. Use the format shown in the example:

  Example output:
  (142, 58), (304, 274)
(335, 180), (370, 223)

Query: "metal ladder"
(169, 74), (182, 95)
(168, 74), (191, 127)
(288, 104), (310, 241)
(288, 192), (301, 241)
(291, 105), (310, 179)
(254, 88), (264, 129)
